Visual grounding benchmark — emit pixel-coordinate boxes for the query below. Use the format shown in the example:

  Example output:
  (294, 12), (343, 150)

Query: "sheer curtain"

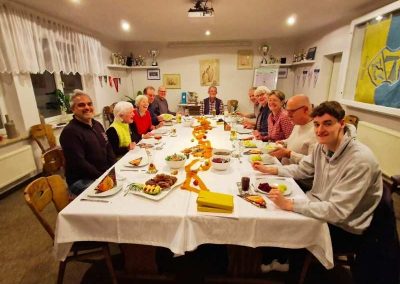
(0, 3), (104, 75)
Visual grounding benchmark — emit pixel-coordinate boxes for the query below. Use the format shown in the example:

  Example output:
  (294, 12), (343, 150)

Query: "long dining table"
(54, 117), (333, 270)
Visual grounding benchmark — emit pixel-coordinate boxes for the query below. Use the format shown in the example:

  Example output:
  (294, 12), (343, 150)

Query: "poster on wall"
(200, 59), (220, 86)
(253, 67), (278, 89)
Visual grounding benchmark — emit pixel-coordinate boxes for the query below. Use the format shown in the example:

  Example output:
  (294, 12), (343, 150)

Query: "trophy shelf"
(107, 64), (156, 70)
(259, 60), (315, 68)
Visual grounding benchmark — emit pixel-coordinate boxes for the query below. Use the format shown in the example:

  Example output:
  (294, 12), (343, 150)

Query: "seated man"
(60, 90), (116, 196)
(269, 94), (316, 165)
(152, 86), (176, 116)
(252, 101), (382, 282)
(200, 86), (224, 115)
(144, 86), (164, 128)
(237, 87), (259, 128)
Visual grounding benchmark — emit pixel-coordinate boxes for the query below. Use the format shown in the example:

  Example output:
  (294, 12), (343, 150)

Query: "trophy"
(148, 49), (160, 66)
(258, 44), (271, 64)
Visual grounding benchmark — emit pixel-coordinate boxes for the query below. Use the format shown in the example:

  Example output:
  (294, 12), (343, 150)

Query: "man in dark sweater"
(60, 90), (115, 196)
(200, 86), (224, 115)
(144, 86), (164, 128)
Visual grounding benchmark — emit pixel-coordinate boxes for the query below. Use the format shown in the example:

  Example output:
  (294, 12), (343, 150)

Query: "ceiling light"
(287, 15), (296, 26)
(70, 0), (80, 3)
(188, 0), (214, 17)
(375, 15), (383, 21)
(121, 20), (130, 32)
(205, 30), (211, 36)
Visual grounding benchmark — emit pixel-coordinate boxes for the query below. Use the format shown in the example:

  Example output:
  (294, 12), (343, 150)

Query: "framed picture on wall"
(163, 74), (181, 89)
(278, 68), (288, 79)
(200, 59), (220, 86)
(147, 69), (160, 80)
(306, 47), (317, 60)
(237, 50), (253, 69)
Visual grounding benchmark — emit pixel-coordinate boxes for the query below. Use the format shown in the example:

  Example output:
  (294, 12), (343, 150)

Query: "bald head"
(158, 86), (167, 100)
(286, 94), (312, 125)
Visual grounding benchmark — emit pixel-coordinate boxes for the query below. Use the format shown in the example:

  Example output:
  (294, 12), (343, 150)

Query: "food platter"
(127, 173), (184, 201)
(87, 184), (123, 197)
(255, 178), (292, 196)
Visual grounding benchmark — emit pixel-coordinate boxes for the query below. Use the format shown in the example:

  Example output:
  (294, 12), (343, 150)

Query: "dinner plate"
(128, 174), (184, 201)
(255, 178), (292, 196)
(235, 127), (252, 134)
(242, 140), (257, 148)
(125, 156), (149, 167)
(248, 154), (276, 165)
(87, 185), (123, 198)
(153, 128), (169, 135)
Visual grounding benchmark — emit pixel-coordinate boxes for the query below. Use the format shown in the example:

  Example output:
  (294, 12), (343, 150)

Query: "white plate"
(153, 128), (169, 135)
(255, 178), (292, 196)
(236, 127), (252, 134)
(128, 175), (184, 201)
(87, 185), (123, 198)
(125, 156), (149, 167)
(248, 154), (276, 165)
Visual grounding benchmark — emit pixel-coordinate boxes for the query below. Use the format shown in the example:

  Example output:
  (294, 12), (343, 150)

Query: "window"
(31, 72), (83, 119)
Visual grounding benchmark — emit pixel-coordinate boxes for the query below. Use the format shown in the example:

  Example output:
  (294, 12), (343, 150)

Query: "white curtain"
(0, 3), (104, 75)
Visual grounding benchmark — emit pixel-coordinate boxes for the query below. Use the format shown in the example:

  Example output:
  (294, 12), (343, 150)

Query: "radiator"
(357, 121), (400, 178)
(0, 145), (37, 190)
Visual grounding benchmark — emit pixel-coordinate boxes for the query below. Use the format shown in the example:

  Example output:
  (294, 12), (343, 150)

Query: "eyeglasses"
(286, 105), (306, 114)
(76, 102), (93, 107)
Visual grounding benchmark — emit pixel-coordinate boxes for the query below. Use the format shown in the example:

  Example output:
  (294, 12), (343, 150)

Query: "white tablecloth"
(54, 119), (333, 269)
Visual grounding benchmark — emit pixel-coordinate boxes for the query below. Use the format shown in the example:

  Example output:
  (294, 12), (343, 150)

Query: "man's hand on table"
(251, 161), (278, 175)
(270, 148), (291, 159)
(142, 133), (154, 139)
(128, 142), (136, 150)
(268, 188), (293, 211)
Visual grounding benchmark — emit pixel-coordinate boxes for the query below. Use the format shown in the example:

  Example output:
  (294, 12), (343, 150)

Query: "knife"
(120, 169), (147, 172)
(80, 198), (110, 203)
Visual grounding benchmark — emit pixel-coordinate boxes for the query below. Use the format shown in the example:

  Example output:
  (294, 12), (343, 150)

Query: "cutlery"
(120, 169), (147, 172)
(80, 198), (109, 203)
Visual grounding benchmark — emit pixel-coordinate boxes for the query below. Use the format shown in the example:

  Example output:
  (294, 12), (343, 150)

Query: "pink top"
(132, 109), (152, 135)
(262, 109), (294, 142)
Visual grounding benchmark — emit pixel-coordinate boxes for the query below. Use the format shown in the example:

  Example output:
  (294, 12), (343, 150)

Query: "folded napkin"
(197, 191), (234, 213)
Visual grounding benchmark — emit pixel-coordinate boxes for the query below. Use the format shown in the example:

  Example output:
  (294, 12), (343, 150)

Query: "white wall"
(118, 40), (295, 114)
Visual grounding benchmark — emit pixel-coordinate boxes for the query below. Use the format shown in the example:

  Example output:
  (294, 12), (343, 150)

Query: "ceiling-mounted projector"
(188, 0), (214, 17)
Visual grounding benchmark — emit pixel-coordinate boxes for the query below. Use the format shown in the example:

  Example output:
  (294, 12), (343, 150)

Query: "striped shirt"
(262, 109), (294, 142)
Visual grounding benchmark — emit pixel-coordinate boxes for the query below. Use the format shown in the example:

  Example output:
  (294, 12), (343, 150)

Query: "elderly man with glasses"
(269, 94), (316, 165)
(152, 86), (176, 116)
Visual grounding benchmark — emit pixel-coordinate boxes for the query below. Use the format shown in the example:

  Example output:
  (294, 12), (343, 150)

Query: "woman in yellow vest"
(106, 101), (140, 157)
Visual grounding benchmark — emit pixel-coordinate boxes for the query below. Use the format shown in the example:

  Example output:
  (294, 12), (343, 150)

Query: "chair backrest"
(344, 115), (359, 129)
(42, 148), (65, 176)
(227, 100), (239, 113)
(30, 124), (57, 153)
(103, 102), (117, 128)
(24, 175), (69, 240)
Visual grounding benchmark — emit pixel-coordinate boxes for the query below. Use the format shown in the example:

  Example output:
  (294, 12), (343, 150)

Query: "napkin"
(197, 191), (234, 213)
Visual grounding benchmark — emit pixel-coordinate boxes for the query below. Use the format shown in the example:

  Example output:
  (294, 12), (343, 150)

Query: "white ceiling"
(11, 0), (395, 43)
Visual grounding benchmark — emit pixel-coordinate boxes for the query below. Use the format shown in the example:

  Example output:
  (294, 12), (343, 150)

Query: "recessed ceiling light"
(205, 30), (211, 36)
(121, 20), (130, 32)
(70, 0), (80, 3)
(375, 15), (383, 21)
(287, 15), (296, 26)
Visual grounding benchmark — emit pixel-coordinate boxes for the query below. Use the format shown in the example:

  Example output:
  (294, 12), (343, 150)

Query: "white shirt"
(281, 120), (316, 164)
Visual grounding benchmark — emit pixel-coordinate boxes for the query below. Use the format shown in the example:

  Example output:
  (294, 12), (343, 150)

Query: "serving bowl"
(165, 153), (187, 169)
(211, 157), (230, 171)
(212, 148), (231, 159)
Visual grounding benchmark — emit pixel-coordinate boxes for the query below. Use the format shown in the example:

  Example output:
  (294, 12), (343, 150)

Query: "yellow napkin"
(197, 191), (234, 213)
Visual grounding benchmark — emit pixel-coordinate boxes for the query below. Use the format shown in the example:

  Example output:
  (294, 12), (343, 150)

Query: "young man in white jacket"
(253, 101), (382, 282)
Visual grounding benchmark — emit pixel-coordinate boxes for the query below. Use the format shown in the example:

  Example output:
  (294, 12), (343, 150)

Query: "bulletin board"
(253, 67), (278, 90)
(338, 1), (400, 117)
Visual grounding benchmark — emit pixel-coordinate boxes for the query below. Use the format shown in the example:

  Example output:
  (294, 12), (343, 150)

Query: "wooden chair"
(103, 102), (117, 128)
(24, 175), (118, 284)
(42, 148), (65, 176)
(30, 124), (58, 154)
(227, 100), (239, 113)
(344, 115), (359, 129)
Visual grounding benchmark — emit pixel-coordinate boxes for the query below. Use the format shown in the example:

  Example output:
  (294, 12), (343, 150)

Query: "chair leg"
(57, 261), (67, 284)
(298, 253), (313, 284)
(102, 243), (118, 284)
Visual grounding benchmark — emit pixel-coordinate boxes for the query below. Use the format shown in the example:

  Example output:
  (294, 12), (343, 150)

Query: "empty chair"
(42, 148), (65, 176)
(24, 175), (118, 284)
(344, 114), (359, 128)
(227, 100), (239, 113)
(103, 102), (117, 128)
(30, 123), (58, 153)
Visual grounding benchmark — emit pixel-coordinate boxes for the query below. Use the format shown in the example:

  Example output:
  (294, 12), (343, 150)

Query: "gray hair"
(113, 101), (134, 122)
(254, 86), (271, 96)
(70, 89), (91, 108)
(135, 95), (148, 107)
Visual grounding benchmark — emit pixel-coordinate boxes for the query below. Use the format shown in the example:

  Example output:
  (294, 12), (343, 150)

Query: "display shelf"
(259, 60), (315, 68)
(290, 60), (315, 66)
(107, 64), (157, 70)
(260, 63), (291, 67)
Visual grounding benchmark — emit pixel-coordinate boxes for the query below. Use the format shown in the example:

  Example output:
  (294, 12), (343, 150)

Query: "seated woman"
(252, 86), (271, 139)
(132, 95), (154, 138)
(106, 101), (140, 157)
(260, 90), (294, 142)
